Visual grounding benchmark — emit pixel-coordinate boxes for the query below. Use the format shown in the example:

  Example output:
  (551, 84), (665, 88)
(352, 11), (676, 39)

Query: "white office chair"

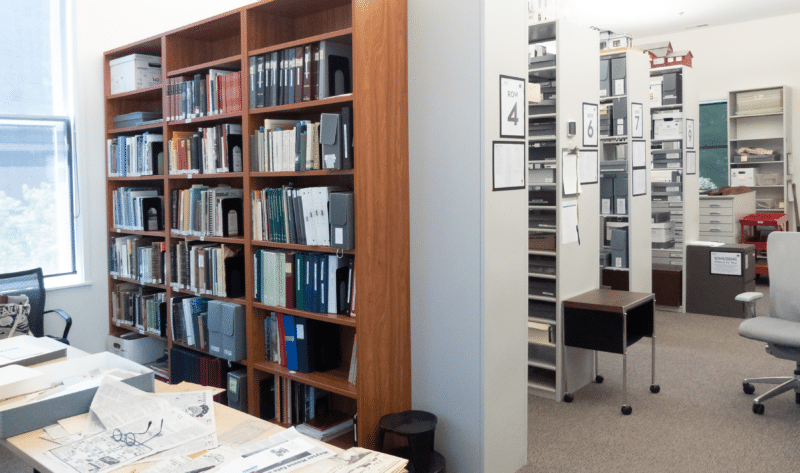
(737, 231), (800, 414)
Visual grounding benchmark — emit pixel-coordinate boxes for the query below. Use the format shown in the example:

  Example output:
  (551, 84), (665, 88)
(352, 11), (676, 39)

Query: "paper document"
(217, 420), (280, 449)
(298, 447), (408, 473)
(562, 151), (578, 196)
(226, 427), (335, 473)
(169, 446), (242, 473)
(83, 376), (171, 436)
(561, 199), (579, 245)
(46, 407), (214, 473)
(140, 389), (219, 462)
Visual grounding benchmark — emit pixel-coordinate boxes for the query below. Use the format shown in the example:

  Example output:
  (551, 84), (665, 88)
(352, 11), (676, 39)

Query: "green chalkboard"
(699, 102), (728, 190)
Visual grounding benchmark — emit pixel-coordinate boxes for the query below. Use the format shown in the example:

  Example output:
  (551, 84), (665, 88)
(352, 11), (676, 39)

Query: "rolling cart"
(739, 212), (788, 277)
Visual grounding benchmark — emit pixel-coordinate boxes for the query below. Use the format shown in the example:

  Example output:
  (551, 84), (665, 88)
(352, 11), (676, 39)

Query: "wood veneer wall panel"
(352, 0), (410, 449)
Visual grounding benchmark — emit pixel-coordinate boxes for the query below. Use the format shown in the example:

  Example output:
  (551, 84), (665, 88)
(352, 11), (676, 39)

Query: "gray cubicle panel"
(685, 243), (755, 318)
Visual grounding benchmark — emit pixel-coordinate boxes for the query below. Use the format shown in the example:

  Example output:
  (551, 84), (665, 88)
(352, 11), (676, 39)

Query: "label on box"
(668, 163), (680, 168)
(615, 257), (622, 268)
(616, 198), (626, 214)
(614, 79), (625, 96)
(667, 186), (679, 192)
(601, 199), (611, 214)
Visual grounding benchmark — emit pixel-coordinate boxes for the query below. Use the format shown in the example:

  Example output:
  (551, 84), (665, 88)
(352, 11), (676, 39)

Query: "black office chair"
(0, 268), (72, 345)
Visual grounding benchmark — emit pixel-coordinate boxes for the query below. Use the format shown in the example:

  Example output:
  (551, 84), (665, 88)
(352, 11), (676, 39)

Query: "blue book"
(295, 316), (311, 373)
(283, 314), (299, 371)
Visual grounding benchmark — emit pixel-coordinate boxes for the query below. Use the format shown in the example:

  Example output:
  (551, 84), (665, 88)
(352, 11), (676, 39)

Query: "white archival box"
(106, 333), (166, 365)
(109, 53), (162, 95)
(0, 351), (154, 438)
(0, 335), (67, 368)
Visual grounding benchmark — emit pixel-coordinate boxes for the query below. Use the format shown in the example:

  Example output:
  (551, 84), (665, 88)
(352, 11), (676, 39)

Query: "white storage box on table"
(653, 110), (683, 140)
(0, 351), (154, 438)
(652, 221), (676, 242)
(731, 168), (755, 187)
(0, 335), (67, 368)
(106, 332), (166, 365)
(109, 53), (162, 95)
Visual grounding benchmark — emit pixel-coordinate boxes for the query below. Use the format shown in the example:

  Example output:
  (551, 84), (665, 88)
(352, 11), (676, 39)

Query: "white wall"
(409, 0), (528, 472)
(50, 1), (257, 353)
(636, 12), (800, 228)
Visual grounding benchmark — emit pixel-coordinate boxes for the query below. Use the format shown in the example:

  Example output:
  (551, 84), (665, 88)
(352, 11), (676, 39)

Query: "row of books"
(255, 251), (354, 315)
(249, 40), (352, 109)
(166, 70), (242, 122)
(170, 346), (231, 404)
(251, 185), (347, 247)
(107, 132), (163, 177)
(251, 119), (320, 172)
(170, 240), (245, 299)
(260, 374), (354, 442)
(112, 187), (164, 232)
(111, 283), (166, 336)
(171, 185), (243, 237)
(109, 236), (165, 284)
(264, 312), (340, 373)
(167, 124), (243, 175)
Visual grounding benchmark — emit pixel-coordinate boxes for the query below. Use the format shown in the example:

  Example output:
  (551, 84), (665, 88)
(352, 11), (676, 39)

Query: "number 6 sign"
(500, 75), (525, 138)
(583, 102), (598, 147)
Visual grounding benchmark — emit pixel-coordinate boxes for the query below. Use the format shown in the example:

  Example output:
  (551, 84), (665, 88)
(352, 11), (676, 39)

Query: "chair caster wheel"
(563, 394), (574, 403)
(753, 403), (765, 415)
(650, 385), (660, 394)
(595, 375), (604, 384)
(621, 405), (632, 415)
(743, 383), (755, 395)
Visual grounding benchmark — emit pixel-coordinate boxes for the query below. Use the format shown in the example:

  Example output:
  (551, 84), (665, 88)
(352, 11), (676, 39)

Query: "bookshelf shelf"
(253, 302), (357, 327)
(168, 55), (243, 78)
(249, 29), (353, 57)
(106, 85), (162, 101)
(252, 360), (357, 399)
(249, 94), (354, 115)
(104, 0), (408, 449)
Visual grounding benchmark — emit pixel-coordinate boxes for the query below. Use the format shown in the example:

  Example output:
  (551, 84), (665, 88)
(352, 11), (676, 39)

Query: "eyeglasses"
(111, 419), (164, 447)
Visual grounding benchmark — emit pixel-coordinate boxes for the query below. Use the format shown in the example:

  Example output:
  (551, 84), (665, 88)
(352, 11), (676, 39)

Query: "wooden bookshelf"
(103, 0), (408, 450)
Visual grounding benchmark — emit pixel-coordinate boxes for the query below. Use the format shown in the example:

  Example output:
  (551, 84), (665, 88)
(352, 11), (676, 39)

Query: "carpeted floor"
(518, 281), (800, 473)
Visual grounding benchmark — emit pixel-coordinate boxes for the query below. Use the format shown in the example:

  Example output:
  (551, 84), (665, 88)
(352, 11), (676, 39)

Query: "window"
(699, 101), (728, 190)
(0, 0), (77, 278)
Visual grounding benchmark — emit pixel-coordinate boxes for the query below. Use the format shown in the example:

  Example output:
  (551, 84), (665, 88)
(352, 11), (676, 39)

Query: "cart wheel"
(563, 394), (574, 403)
(743, 383), (755, 395)
(621, 405), (632, 415)
(595, 375), (604, 384)
(753, 403), (765, 415)
(650, 384), (660, 394)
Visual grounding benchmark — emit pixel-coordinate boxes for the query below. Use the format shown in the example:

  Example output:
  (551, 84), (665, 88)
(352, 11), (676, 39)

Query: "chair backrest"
(0, 268), (45, 337)
(766, 232), (800, 322)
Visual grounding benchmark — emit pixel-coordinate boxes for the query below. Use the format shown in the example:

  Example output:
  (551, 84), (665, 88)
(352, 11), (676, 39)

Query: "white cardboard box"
(731, 168), (755, 187)
(0, 335), (67, 368)
(106, 333), (166, 365)
(109, 53), (162, 95)
(653, 110), (683, 140)
(0, 352), (154, 438)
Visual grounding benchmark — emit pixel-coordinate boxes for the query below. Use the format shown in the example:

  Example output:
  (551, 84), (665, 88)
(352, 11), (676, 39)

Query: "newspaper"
(297, 447), (408, 473)
(82, 376), (172, 436)
(45, 407), (214, 473)
(168, 446), (242, 473)
(222, 427), (335, 473)
(138, 390), (219, 462)
(141, 456), (191, 473)
(217, 419), (280, 449)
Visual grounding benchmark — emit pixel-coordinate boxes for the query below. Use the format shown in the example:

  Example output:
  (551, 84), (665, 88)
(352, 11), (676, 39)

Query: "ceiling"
(544, 0), (800, 38)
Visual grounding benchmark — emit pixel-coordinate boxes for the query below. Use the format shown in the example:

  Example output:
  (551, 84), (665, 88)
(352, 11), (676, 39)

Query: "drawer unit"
(698, 193), (756, 244)
(698, 233), (736, 244)
(700, 222), (733, 233)
(700, 214), (734, 226)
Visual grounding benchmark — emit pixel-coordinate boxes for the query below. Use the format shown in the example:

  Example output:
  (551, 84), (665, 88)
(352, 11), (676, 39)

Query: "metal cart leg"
(621, 309), (632, 415)
(650, 331), (660, 394)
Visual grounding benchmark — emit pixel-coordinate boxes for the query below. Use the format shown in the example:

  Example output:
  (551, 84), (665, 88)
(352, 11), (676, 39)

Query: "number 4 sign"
(500, 75), (525, 138)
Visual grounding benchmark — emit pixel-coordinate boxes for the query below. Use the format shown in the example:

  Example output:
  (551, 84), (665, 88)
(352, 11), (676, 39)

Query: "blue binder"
(283, 314), (299, 371)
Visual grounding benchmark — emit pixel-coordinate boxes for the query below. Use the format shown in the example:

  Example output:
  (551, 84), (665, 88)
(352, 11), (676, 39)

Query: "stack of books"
(295, 410), (354, 443)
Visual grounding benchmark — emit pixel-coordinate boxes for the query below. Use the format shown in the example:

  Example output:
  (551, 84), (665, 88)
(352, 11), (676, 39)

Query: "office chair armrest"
(736, 292), (763, 319)
(44, 308), (72, 342)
